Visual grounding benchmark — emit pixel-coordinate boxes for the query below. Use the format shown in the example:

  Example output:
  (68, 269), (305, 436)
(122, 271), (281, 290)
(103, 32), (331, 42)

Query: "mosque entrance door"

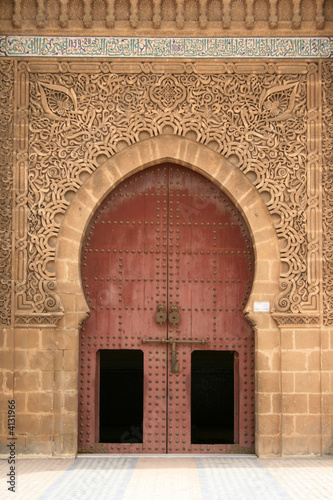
(79, 164), (255, 454)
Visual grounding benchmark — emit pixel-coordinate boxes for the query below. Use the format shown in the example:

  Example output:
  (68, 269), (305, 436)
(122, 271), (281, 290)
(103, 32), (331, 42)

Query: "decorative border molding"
(272, 314), (320, 326)
(322, 61), (333, 326)
(15, 314), (63, 326)
(0, 36), (332, 59)
(0, 59), (14, 326)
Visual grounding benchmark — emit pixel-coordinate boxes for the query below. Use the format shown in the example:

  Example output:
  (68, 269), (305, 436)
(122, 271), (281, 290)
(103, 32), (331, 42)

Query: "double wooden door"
(79, 164), (255, 454)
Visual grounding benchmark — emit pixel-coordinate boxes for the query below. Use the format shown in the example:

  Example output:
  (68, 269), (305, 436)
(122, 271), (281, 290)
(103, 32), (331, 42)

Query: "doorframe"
(55, 135), (281, 455)
(234, 352), (240, 445)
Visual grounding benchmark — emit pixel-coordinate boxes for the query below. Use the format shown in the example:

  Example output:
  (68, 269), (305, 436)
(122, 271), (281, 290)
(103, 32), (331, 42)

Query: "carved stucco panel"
(14, 62), (63, 326)
(0, 59), (14, 326)
(13, 60), (321, 325)
(323, 61), (333, 326)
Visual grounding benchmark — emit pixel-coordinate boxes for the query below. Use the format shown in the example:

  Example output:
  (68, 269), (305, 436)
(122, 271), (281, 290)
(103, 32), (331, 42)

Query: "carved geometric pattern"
(0, 59), (14, 325)
(322, 61), (333, 326)
(272, 314), (320, 326)
(300, 63), (321, 312)
(14, 314), (64, 326)
(14, 61), (64, 326)
(151, 76), (186, 110)
(12, 60), (321, 325)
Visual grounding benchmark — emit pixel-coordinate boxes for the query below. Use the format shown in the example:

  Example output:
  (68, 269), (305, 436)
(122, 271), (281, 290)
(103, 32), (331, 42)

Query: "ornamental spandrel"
(0, 60), (323, 327)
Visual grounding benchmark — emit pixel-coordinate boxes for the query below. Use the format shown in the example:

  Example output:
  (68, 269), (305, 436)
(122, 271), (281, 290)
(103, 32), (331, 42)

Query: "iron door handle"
(155, 304), (167, 325)
(168, 304), (180, 325)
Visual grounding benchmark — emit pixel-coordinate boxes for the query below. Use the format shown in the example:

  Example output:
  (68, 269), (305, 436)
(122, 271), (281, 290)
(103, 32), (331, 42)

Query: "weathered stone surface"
(0, 28), (332, 458)
(0, 0), (331, 36)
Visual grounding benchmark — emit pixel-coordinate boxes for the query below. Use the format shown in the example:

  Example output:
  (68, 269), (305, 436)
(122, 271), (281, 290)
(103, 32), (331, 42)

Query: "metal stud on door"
(79, 164), (255, 454)
(79, 167), (169, 454)
(166, 166), (254, 454)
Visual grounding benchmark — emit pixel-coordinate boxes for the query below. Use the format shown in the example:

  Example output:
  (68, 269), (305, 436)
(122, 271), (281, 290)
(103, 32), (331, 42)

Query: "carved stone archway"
(56, 135), (280, 329)
(55, 135), (280, 455)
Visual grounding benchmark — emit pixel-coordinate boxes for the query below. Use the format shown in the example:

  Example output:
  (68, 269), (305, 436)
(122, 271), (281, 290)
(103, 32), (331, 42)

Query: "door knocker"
(168, 304), (180, 326)
(155, 304), (167, 325)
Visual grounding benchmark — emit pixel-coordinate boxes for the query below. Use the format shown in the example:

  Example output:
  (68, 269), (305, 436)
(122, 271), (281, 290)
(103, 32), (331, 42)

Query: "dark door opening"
(99, 350), (144, 443)
(191, 350), (237, 445)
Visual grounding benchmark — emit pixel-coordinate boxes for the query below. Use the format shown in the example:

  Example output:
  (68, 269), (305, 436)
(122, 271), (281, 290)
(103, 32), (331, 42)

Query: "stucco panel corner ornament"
(39, 82), (77, 120)
(259, 83), (298, 121)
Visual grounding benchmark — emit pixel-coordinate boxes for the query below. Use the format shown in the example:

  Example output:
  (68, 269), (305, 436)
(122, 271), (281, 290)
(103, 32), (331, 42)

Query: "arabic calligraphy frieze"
(0, 36), (332, 59)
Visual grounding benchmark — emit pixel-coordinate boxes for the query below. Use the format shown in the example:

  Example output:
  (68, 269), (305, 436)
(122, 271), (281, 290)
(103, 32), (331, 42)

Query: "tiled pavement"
(1, 455), (332, 500)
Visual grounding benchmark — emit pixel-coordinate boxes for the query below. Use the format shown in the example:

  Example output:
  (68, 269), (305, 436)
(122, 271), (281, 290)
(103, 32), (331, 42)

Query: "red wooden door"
(79, 164), (254, 454)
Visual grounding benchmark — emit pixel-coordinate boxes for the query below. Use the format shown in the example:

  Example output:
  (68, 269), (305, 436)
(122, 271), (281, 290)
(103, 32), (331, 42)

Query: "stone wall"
(0, 55), (332, 456)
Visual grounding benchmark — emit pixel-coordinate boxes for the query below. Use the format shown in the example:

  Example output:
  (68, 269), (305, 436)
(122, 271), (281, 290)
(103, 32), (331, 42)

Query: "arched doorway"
(78, 163), (255, 454)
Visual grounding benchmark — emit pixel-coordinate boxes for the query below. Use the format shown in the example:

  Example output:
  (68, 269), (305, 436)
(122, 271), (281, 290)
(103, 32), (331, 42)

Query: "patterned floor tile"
(37, 457), (137, 500)
(1, 455), (333, 500)
(122, 457), (202, 500)
(0, 459), (75, 500)
(196, 457), (291, 500)
(259, 457), (333, 500)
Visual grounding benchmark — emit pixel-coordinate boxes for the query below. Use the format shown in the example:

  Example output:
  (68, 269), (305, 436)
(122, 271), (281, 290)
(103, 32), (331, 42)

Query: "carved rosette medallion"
(259, 83), (299, 121)
(38, 82), (77, 120)
(151, 76), (186, 111)
(11, 60), (321, 326)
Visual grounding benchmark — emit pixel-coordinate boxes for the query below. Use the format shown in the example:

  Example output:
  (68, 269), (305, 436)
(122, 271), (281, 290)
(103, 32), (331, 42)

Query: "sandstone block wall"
(0, 19), (332, 455)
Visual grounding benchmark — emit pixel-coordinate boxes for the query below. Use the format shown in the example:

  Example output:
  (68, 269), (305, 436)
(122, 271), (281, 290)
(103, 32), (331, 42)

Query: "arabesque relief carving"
(323, 61), (333, 326)
(0, 59), (14, 326)
(11, 60), (322, 326)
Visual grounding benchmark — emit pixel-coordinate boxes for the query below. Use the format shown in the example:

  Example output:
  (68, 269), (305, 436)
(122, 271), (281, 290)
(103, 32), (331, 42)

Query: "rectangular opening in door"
(191, 350), (236, 445)
(99, 350), (143, 444)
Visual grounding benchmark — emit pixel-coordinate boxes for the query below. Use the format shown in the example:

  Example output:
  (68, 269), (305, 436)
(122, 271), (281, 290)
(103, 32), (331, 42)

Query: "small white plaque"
(254, 302), (270, 312)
